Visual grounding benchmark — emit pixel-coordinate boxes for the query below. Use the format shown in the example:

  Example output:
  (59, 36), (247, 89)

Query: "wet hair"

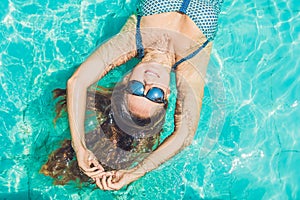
(40, 82), (167, 185)
(39, 139), (91, 186)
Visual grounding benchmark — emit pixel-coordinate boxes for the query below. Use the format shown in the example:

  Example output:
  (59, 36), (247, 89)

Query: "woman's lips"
(145, 70), (160, 78)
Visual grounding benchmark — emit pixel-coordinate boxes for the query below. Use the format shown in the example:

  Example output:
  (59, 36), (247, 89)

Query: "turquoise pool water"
(0, 0), (299, 199)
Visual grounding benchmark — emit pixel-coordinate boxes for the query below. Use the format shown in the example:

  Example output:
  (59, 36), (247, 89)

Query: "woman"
(66, 0), (221, 190)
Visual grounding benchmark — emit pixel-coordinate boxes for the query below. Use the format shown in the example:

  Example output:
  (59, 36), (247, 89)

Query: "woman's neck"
(142, 34), (175, 68)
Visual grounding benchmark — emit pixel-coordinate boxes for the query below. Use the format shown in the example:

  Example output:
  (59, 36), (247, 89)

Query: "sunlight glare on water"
(0, 0), (299, 199)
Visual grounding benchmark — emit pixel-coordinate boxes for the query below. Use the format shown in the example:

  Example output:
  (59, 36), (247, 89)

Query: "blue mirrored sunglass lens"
(128, 81), (144, 96)
(147, 87), (164, 102)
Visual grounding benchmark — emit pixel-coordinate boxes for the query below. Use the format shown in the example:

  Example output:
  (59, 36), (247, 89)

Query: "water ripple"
(1, 0), (300, 199)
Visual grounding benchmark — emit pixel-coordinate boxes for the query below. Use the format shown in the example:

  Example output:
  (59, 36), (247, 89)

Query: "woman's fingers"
(89, 171), (113, 178)
(92, 160), (104, 171)
(80, 166), (99, 173)
(79, 164), (103, 178)
(94, 174), (121, 191)
(106, 176), (114, 189)
(102, 175), (114, 190)
(95, 178), (103, 190)
(95, 175), (114, 191)
(101, 175), (108, 190)
(85, 169), (104, 177)
(87, 154), (104, 171)
(107, 177), (121, 190)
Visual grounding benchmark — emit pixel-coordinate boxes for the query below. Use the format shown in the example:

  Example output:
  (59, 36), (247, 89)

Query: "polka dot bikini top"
(138, 0), (222, 40)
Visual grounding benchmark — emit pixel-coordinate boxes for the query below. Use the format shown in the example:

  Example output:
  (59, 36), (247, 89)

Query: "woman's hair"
(40, 81), (167, 185)
(39, 139), (91, 185)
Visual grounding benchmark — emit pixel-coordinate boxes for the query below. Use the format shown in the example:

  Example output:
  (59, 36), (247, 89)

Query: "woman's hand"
(95, 168), (144, 190)
(75, 147), (104, 177)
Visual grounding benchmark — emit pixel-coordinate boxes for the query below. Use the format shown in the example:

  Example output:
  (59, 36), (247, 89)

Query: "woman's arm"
(101, 49), (211, 190)
(134, 61), (206, 175)
(133, 43), (212, 172)
(67, 16), (138, 176)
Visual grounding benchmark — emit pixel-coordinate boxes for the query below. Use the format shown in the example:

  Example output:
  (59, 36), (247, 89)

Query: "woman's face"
(126, 62), (171, 119)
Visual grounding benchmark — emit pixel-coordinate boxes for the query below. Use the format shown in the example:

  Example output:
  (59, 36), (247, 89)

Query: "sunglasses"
(126, 80), (166, 104)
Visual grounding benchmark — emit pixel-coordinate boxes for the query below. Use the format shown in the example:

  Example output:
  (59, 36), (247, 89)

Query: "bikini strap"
(172, 39), (210, 70)
(179, 0), (191, 14)
(136, 15), (145, 59)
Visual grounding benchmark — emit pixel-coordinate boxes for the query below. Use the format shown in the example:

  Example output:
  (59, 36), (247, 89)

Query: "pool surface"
(0, 0), (300, 199)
